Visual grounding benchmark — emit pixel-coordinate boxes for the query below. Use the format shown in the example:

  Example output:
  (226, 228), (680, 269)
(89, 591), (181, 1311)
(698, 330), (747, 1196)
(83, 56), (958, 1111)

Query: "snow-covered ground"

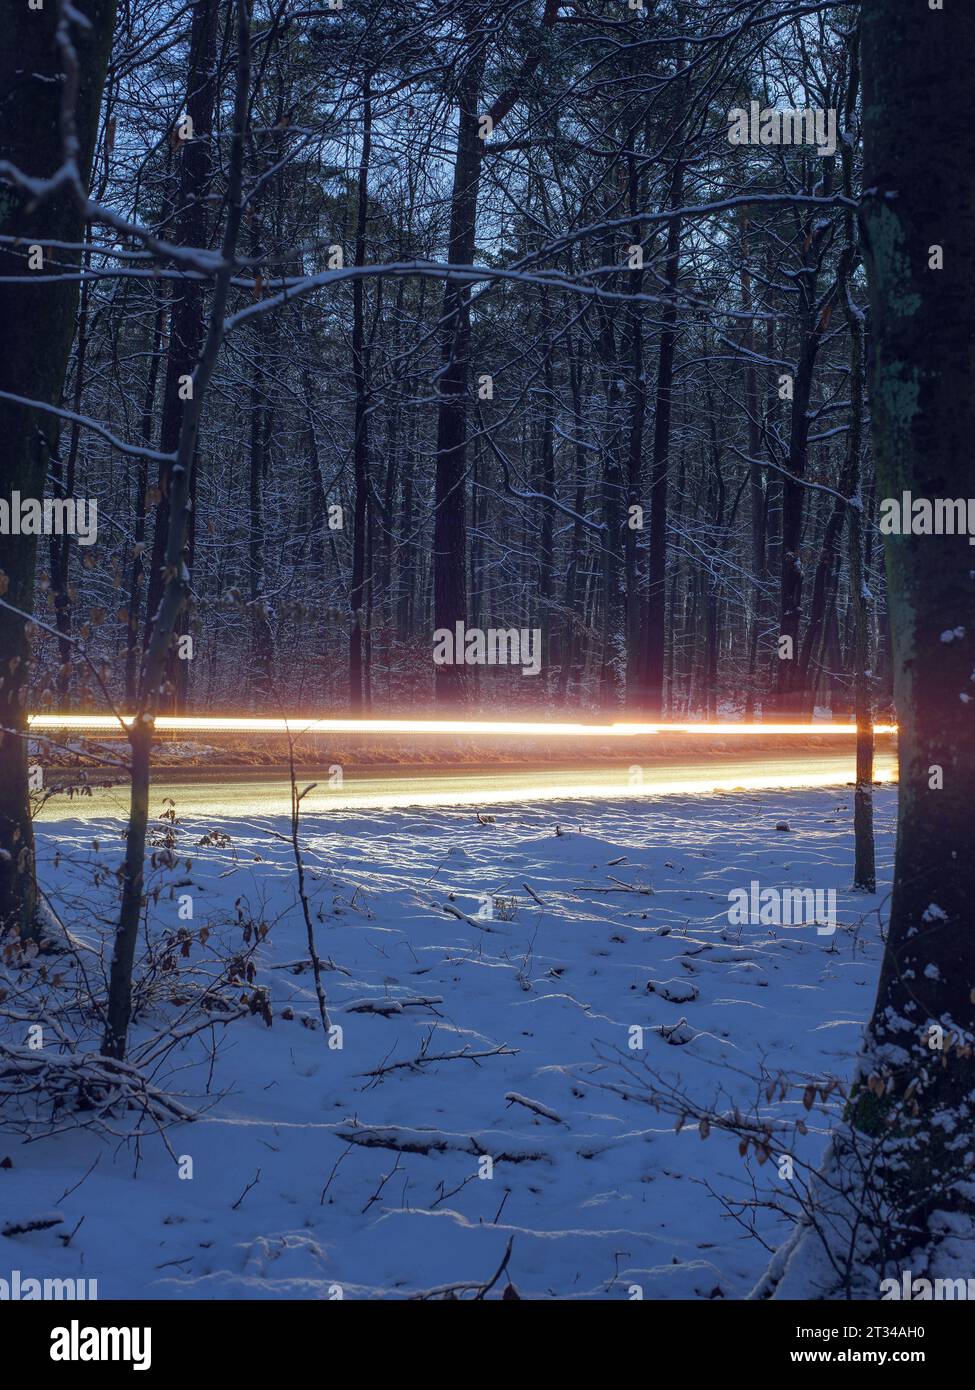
(2, 786), (897, 1299)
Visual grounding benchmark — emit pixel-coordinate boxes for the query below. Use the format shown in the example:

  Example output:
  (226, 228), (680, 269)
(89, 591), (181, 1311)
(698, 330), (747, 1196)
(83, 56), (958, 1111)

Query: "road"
(36, 748), (898, 820)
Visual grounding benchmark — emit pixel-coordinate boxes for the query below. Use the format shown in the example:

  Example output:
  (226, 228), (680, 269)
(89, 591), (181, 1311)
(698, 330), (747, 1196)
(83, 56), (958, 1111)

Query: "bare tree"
(0, 0), (117, 941)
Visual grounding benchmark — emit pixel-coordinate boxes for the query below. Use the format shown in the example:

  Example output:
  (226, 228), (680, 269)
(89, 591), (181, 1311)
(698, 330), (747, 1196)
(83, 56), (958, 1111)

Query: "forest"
(1, 0), (973, 1320)
(3, 0), (886, 720)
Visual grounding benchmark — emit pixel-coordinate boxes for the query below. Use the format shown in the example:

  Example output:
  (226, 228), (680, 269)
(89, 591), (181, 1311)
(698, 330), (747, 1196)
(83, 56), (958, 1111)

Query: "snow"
(1, 786), (898, 1299)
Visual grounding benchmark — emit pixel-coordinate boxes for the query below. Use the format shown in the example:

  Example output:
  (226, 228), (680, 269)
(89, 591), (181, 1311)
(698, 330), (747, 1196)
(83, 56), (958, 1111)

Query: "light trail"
(27, 715), (898, 737)
(255, 766), (899, 812)
(34, 756), (900, 820)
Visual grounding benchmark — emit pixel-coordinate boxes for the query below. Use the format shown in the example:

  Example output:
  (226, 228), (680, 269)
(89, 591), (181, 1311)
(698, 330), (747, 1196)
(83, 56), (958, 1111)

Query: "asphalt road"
(36, 748), (898, 820)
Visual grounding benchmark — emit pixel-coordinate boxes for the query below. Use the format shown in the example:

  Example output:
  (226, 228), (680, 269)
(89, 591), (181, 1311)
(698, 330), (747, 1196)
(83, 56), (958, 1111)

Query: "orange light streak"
(27, 715), (898, 737)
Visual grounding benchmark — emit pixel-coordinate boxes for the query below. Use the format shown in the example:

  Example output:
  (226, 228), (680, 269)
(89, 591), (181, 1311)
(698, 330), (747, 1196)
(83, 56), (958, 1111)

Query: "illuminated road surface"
(36, 750), (898, 821)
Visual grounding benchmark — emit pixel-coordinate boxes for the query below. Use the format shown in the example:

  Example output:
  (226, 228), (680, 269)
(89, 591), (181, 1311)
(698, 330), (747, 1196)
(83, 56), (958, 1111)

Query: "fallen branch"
(2, 1211), (64, 1238)
(440, 903), (509, 934)
(334, 1121), (548, 1164)
(343, 995), (444, 1016)
(504, 1092), (563, 1124)
(0, 1044), (195, 1137)
(358, 1043), (518, 1077)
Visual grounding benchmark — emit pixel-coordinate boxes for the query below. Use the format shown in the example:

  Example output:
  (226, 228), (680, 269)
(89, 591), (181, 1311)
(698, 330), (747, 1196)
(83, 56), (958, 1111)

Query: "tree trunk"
(774, 327), (819, 714)
(0, 0), (117, 941)
(758, 4), (975, 1296)
(50, 255), (94, 708)
(840, 41), (875, 894)
(248, 353), (274, 699)
(102, 0), (251, 1059)
(349, 74), (373, 711)
(739, 213), (767, 722)
(432, 44), (485, 706)
(558, 336), (587, 701)
(125, 291), (165, 705)
(624, 150), (646, 706)
(536, 295), (556, 683)
(852, 0), (975, 1226)
(642, 157), (684, 716)
(596, 284), (624, 708)
(143, 0), (219, 707)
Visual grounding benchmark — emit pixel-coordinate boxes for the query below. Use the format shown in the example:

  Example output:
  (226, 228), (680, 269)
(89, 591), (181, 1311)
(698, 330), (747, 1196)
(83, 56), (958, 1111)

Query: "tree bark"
(642, 157), (684, 717)
(349, 74), (373, 711)
(623, 149), (646, 706)
(0, 0), (117, 941)
(850, 0), (975, 1235)
(142, 0), (220, 708)
(756, 6), (975, 1297)
(124, 290), (165, 705)
(840, 40), (875, 893)
(102, 0), (251, 1059)
(432, 0), (557, 705)
(432, 40), (485, 706)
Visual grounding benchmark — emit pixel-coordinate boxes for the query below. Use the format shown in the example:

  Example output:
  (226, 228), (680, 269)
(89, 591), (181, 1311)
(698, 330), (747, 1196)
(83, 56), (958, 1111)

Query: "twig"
(285, 730), (331, 1034)
(55, 1153), (101, 1204)
(474, 1236), (515, 1299)
(230, 1167), (261, 1210)
(361, 1154), (404, 1214)
(320, 1141), (354, 1205)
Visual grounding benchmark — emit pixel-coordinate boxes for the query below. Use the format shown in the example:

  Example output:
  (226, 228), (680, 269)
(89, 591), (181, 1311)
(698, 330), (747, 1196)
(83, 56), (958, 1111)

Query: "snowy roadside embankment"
(0, 787), (896, 1299)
